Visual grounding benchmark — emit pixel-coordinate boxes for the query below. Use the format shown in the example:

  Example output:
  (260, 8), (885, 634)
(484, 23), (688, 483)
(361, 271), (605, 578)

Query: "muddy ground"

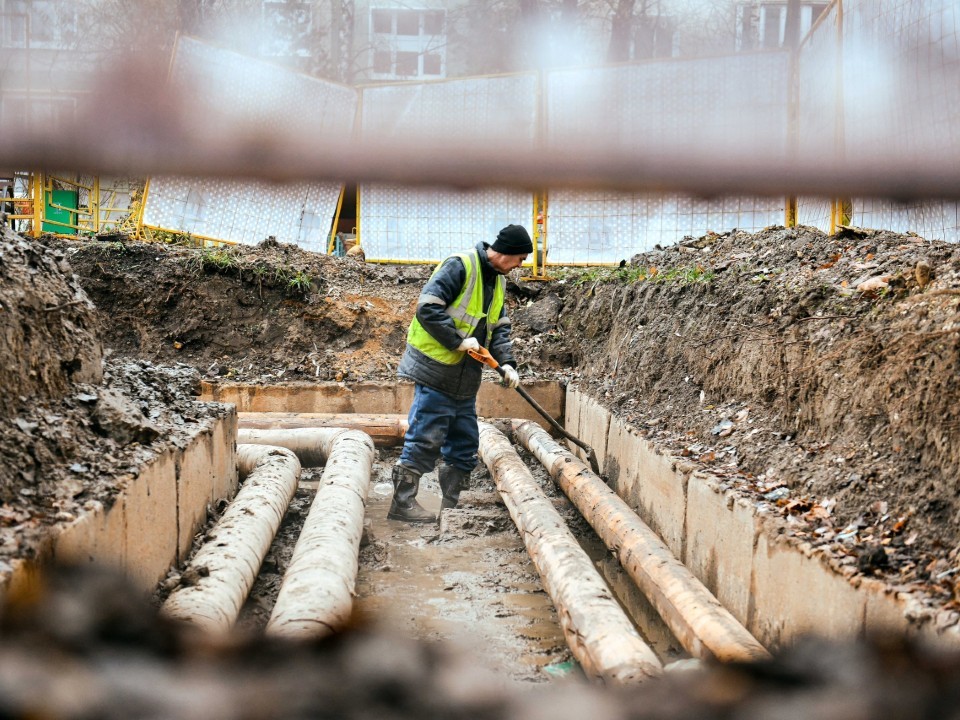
(2, 224), (960, 713)
(548, 226), (960, 627)
(47, 226), (960, 629)
(0, 219), (960, 718)
(217, 448), (685, 684)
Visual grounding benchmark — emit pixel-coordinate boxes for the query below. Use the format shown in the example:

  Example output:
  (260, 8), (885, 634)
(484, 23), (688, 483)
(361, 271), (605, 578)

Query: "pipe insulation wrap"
(512, 419), (769, 663)
(161, 444), (301, 634)
(261, 429), (375, 639)
(478, 422), (662, 684)
(237, 427), (352, 466)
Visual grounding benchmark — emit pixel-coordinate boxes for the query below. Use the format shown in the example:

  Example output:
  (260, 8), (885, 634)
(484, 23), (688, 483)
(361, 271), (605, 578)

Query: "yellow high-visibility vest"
(407, 250), (506, 365)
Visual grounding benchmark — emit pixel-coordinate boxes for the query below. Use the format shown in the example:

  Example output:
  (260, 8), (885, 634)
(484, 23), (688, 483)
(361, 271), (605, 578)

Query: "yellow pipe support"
(92, 176), (100, 234)
(355, 184), (362, 249)
(328, 185), (346, 254)
(531, 192), (540, 278)
(31, 172), (43, 237)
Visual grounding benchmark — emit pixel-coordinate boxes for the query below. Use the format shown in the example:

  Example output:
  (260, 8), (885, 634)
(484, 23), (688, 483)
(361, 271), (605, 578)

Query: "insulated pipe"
(237, 428), (375, 639)
(478, 422), (662, 684)
(512, 419), (770, 664)
(239, 413), (408, 447)
(237, 427), (356, 466)
(161, 445), (301, 634)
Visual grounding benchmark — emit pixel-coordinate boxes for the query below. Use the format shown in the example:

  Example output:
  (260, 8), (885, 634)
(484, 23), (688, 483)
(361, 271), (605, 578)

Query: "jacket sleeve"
(414, 257), (468, 351)
(488, 305), (517, 369)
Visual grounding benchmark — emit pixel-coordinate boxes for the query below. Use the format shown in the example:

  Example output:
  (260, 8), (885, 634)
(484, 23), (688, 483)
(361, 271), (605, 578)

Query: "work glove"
(457, 337), (480, 353)
(501, 365), (520, 389)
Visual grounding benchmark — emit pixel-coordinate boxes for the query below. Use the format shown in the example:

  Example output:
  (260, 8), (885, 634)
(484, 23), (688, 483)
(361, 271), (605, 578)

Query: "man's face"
(489, 251), (527, 274)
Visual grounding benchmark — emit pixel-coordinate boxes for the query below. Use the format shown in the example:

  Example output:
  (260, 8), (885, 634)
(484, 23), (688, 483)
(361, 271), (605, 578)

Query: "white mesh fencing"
(136, 5), (960, 258)
(142, 37), (358, 249)
(796, 0), (960, 241)
(358, 74), (538, 261)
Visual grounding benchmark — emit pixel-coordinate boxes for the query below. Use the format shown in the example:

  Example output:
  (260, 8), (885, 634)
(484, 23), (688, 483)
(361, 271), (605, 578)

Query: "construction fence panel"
(544, 191), (786, 264)
(0, 171), (36, 235)
(544, 55), (790, 263)
(358, 75), (538, 262)
(142, 37), (358, 250)
(93, 177), (141, 234)
(843, 0), (960, 242)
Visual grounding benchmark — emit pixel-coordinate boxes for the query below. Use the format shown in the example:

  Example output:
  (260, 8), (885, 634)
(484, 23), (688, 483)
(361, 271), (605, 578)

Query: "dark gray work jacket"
(397, 241), (517, 400)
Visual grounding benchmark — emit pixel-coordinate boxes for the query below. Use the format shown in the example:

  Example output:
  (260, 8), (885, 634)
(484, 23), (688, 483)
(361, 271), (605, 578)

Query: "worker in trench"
(389, 224), (532, 523)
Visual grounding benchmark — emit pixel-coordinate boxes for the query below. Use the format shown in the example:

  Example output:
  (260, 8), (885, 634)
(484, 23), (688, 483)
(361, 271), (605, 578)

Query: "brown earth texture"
(2, 224), (960, 716)
(48, 226), (960, 627)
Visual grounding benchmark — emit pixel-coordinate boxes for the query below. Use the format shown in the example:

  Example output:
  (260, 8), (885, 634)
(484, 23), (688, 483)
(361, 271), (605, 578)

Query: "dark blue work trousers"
(398, 383), (479, 475)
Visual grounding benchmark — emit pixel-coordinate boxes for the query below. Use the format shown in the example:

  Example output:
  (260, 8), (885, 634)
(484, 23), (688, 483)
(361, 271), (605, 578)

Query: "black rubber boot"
(387, 465), (436, 523)
(438, 462), (471, 512)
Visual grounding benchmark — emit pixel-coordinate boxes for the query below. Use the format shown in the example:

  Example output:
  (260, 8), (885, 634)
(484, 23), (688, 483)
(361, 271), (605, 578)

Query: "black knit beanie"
(491, 224), (533, 255)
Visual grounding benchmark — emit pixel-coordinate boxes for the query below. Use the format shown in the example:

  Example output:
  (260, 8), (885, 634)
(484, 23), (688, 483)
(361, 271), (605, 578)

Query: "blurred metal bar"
(2, 131), (960, 202)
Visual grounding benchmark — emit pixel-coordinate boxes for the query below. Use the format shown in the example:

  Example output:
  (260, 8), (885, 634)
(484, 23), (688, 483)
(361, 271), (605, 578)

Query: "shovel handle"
(467, 346), (597, 463)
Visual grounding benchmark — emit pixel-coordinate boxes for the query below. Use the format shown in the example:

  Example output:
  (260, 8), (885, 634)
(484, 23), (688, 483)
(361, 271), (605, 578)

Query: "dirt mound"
(0, 233), (232, 567)
(0, 227), (102, 417)
(46, 227), (960, 622)
(52, 237), (431, 383)
(546, 225), (960, 619)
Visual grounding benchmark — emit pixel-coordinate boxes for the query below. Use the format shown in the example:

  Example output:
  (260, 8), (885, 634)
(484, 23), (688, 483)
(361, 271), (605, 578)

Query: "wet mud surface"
(235, 450), (683, 684)
(2, 227), (960, 715)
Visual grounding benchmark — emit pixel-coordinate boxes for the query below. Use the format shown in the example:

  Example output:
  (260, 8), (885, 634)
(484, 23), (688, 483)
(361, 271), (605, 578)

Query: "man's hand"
(501, 365), (520, 389)
(457, 337), (480, 352)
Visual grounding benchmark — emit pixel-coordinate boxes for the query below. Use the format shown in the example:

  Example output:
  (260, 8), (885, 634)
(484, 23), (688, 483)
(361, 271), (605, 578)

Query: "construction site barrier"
(139, 37), (356, 251)
(5, 2), (958, 256)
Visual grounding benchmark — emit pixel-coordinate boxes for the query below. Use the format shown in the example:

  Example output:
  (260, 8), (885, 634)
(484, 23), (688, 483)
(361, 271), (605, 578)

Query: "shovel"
(467, 345), (602, 475)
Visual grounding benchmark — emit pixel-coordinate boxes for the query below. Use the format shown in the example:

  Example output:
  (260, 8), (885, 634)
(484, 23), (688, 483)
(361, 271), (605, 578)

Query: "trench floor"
(239, 452), (685, 684)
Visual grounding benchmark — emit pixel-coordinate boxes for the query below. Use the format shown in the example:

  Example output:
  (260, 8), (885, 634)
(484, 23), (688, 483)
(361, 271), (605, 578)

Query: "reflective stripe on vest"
(407, 250), (506, 366)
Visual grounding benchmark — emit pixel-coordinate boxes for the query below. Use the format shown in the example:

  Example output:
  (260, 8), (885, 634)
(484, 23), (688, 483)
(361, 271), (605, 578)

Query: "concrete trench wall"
(3, 380), (557, 601)
(204, 380), (941, 649)
(202, 380), (565, 425)
(2, 411), (238, 596)
(565, 387), (954, 650)
(5, 378), (943, 650)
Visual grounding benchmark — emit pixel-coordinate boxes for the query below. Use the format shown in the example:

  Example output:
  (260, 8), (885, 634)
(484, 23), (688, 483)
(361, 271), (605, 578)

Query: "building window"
(422, 52), (442, 75)
(369, 7), (446, 80)
(761, 5), (783, 48)
(395, 50), (418, 76)
(1, 0), (78, 49)
(261, 0), (313, 58)
(396, 10), (419, 37)
(372, 9), (391, 34)
(423, 11), (443, 36)
(736, 3), (830, 51)
(373, 49), (392, 74)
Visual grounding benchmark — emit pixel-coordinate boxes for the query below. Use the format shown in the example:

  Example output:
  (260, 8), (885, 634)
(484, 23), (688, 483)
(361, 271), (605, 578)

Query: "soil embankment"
(52, 229), (960, 625)
(538, 227), (960, 623)
(2, 228), (960, 715)
(0, 229), (230, 568)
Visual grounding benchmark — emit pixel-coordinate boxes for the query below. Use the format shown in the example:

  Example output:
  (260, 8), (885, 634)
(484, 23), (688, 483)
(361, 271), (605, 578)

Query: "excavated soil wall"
(566, 388), (950, 650)
(0, 229), (102, 417)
